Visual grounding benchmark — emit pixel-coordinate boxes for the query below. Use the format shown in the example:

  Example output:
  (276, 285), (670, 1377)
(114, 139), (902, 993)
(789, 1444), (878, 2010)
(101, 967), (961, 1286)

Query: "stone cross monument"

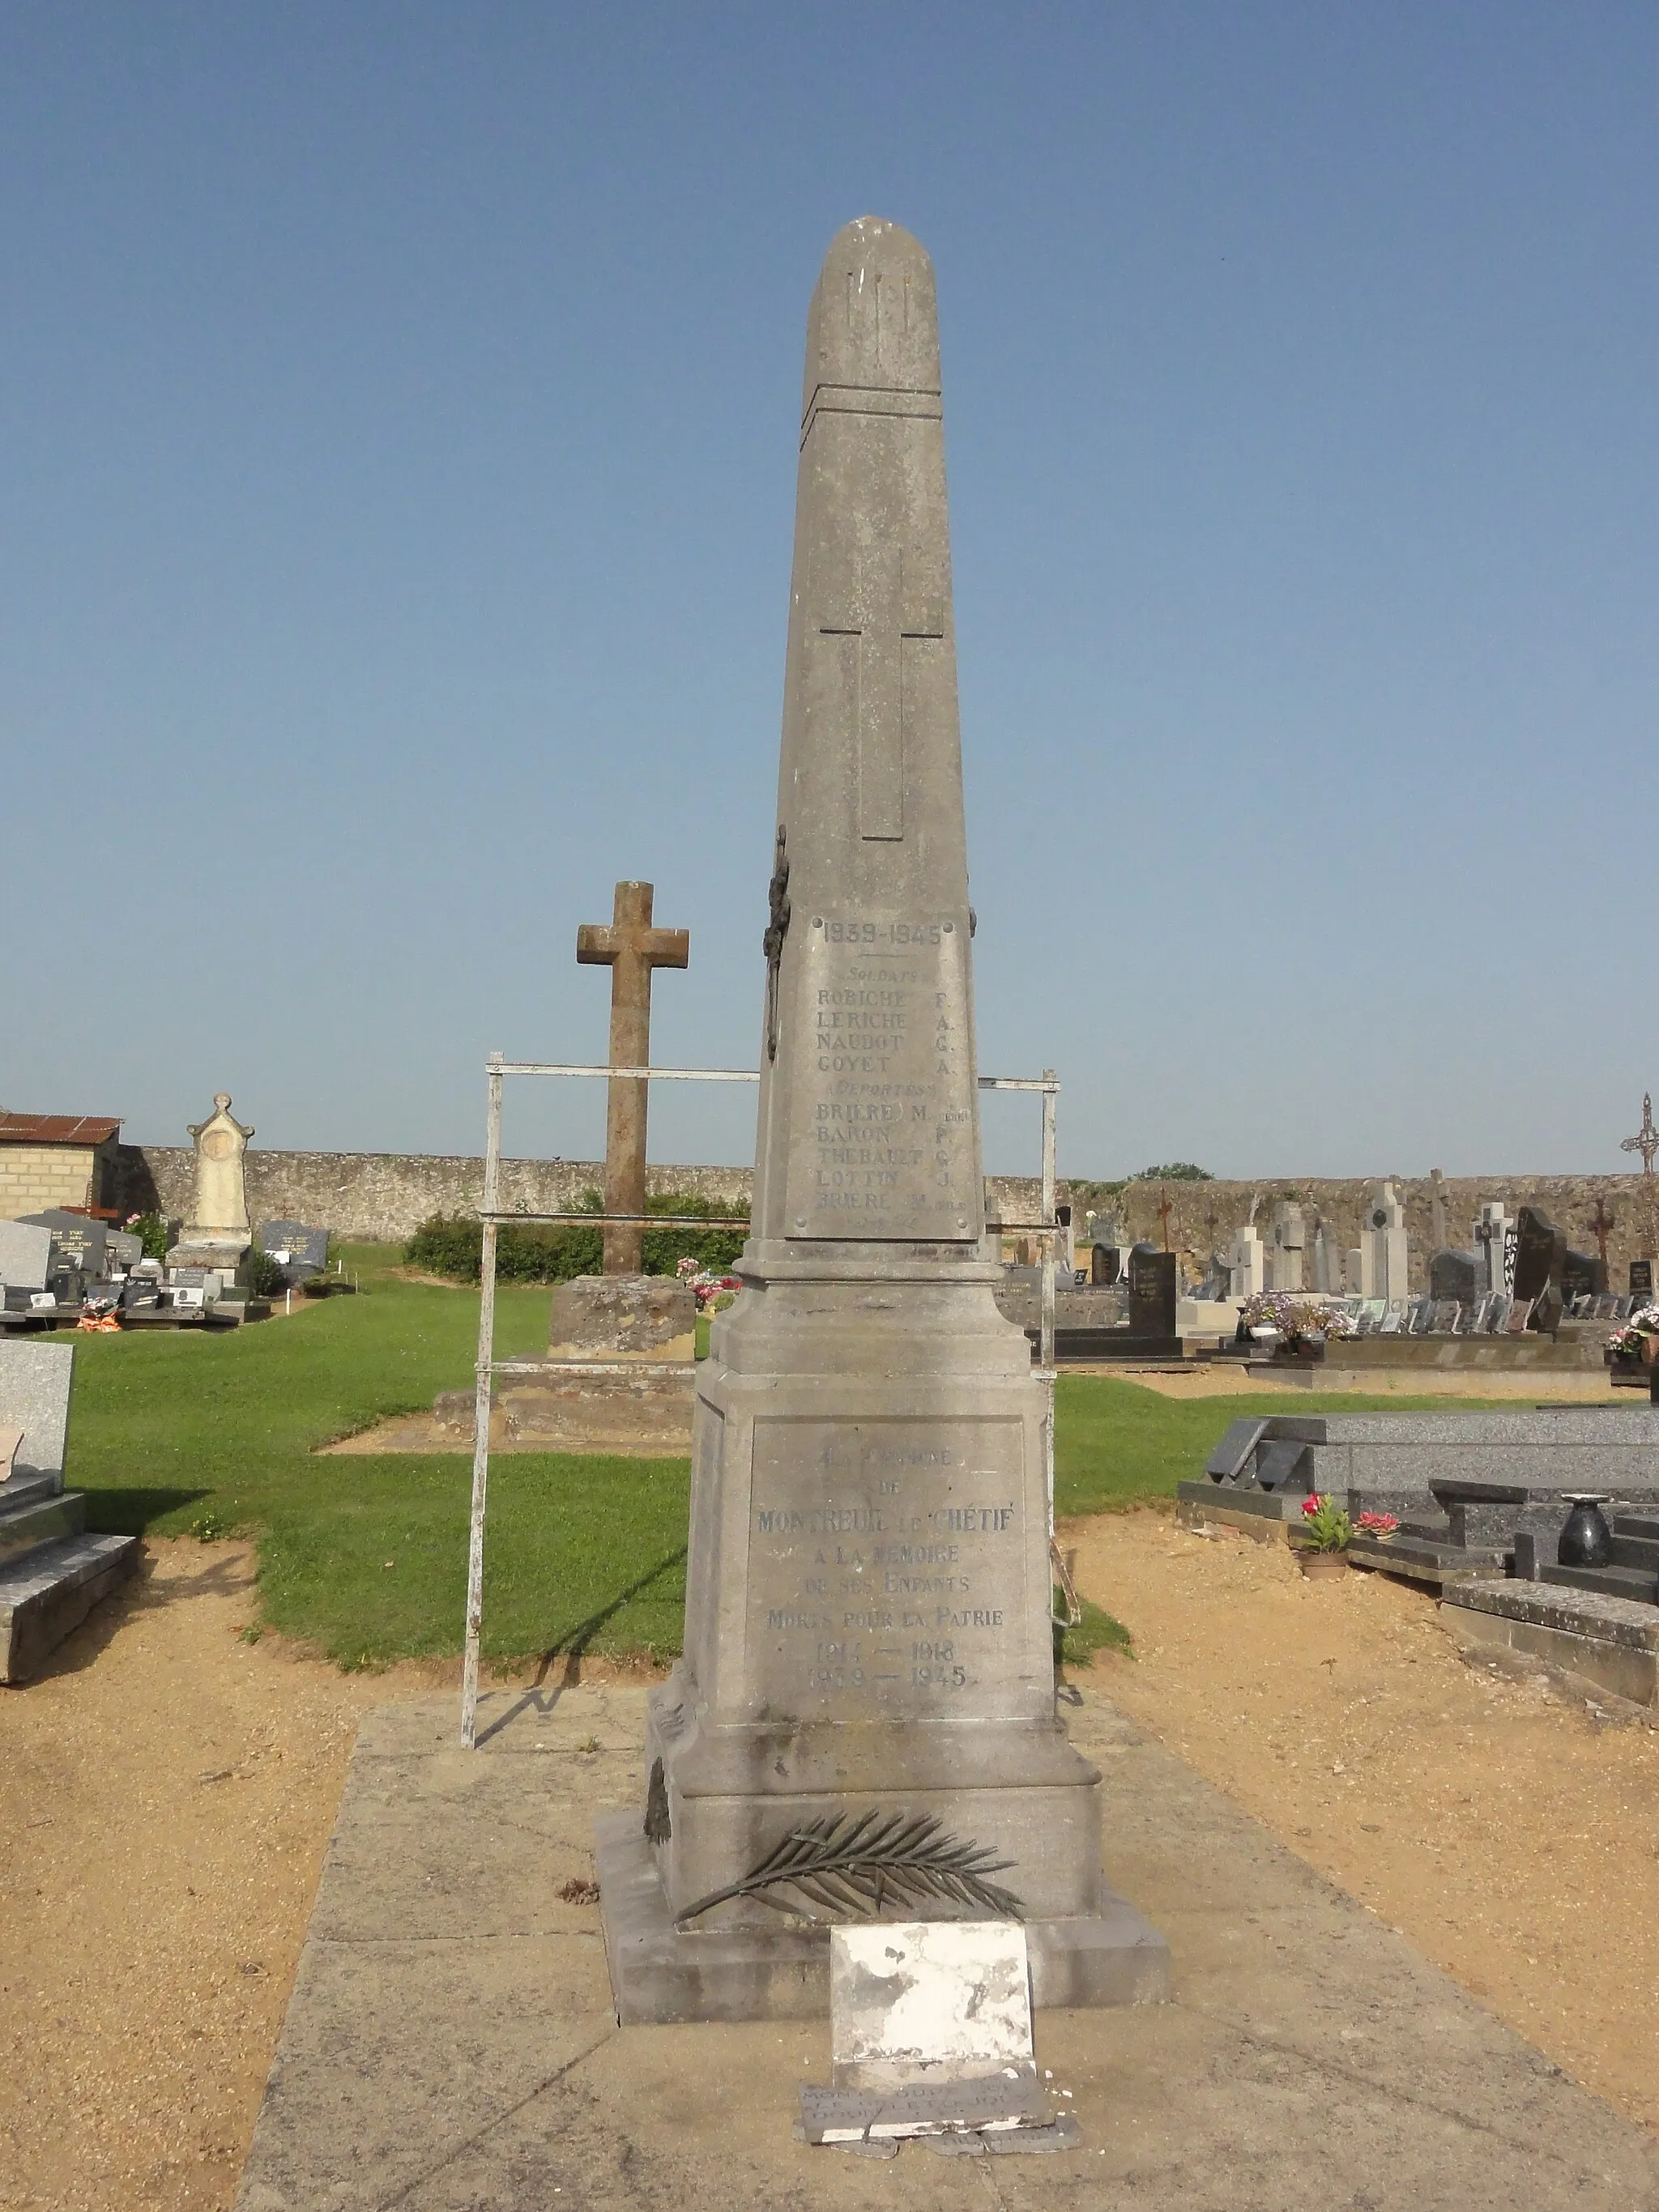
(595, 218), (1166, 2023)
(576, 880), (689, 1273)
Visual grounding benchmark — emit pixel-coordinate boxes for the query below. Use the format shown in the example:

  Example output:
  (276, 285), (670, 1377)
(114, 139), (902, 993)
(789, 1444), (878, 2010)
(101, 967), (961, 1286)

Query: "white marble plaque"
(830, 1920), (1033, 2091)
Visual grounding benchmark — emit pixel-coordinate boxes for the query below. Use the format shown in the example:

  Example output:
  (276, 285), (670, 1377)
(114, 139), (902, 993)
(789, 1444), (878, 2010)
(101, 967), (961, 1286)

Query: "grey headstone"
(0, 1221), (52, 1293)
(19, 1208), (109, 1281)
(0, 1340), (74, 1483)
(258, 1219), (330, 1279)
(1205, 1417), (1269, 1484)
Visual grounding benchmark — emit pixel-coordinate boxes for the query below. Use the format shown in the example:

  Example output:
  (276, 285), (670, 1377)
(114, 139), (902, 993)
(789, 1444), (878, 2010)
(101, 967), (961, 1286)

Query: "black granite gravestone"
(1430, 1249), (1479, 1305)
(1128, 1247), (1178, 1340)
(1631, 1259), (1654, 1302)
(1562, 1247), (1607, 1301)
(258, 1221), (330, 1281)
(1512, 1207), (1567, 1303)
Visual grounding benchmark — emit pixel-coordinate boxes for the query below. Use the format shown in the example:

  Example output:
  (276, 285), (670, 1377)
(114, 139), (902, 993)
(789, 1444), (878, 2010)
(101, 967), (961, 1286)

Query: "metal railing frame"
(459, 1055), (1064, 1745)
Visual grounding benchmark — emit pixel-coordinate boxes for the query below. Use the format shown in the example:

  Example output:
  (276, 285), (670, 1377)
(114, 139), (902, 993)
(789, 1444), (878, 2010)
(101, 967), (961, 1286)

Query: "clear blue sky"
(5, 5), (1655, 1178)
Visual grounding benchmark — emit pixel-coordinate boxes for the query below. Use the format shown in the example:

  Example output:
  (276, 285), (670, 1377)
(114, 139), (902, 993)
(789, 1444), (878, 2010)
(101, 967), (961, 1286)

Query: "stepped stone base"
(0, 1526), (140, 1683)
(594, 1811), (1171, 2025)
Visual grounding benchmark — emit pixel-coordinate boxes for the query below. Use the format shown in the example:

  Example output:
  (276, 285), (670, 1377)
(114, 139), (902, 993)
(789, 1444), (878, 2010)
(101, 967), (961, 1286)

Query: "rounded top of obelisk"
(804, 217), (940, 415)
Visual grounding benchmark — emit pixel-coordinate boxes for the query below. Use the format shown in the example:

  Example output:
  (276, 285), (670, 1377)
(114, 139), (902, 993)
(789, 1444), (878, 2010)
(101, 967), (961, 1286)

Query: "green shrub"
(640, 1191), (748, 1277)
(125, 1212), (172, 1261)
(243, 1248), (288, 1298)
(403, 1191), (748, 1285)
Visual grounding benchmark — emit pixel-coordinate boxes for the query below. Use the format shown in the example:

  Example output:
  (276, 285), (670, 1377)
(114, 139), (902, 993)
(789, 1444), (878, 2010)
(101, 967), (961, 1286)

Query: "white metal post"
(460, 1055), (504, 1749)
(1039, 1072), (1060, 1606)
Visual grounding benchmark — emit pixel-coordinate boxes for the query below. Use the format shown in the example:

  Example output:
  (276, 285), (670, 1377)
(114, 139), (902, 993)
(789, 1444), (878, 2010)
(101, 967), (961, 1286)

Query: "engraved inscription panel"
(786, 914), (978, 1239)
(747, 1417), (1026, 1715)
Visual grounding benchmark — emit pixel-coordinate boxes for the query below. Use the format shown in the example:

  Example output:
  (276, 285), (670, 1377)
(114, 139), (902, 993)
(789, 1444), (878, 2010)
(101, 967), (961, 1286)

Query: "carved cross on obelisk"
(821, 543), (945, 841)
(576, 881), (689, 1274)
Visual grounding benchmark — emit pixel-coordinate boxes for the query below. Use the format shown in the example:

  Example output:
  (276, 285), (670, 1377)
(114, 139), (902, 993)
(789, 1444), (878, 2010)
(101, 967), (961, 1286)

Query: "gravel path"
(1070, 1507), (1659, 2133)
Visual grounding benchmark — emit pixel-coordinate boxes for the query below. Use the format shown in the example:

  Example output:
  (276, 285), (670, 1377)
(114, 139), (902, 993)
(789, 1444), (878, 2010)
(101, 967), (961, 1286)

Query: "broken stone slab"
(547, 1274), (696, 1359)
(797, 2074), (1047, 2143)
(434, 1361), (693, 1455)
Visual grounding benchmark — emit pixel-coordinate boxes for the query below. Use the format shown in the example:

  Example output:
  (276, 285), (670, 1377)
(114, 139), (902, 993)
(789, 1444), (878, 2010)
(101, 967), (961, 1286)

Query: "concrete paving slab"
(236, 1686), (1659, 2210)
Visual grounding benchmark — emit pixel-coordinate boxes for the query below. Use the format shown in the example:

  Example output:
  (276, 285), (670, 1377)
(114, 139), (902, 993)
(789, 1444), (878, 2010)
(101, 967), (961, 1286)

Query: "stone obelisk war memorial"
(597, 217), (1167, 2020)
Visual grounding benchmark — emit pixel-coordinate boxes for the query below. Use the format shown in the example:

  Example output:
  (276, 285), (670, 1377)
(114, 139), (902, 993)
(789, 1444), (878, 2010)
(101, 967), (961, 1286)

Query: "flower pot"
(1297, 1549), (1349, 1581)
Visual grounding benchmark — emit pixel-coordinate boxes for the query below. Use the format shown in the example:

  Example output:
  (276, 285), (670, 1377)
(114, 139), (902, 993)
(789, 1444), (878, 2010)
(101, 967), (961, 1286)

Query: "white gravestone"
(1358, 1180), (1410, 1302)
(1228, 1225), (1266, 1299)
(1475, 1201), (1516, 1298)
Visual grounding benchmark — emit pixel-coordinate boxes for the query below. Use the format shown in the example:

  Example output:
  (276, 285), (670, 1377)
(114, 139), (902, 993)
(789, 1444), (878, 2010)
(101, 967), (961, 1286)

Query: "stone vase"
(1558, 1496), (1613, 1569)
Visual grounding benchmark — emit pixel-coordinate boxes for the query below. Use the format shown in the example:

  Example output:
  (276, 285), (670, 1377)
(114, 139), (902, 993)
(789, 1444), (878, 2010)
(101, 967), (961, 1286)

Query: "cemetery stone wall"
(97, 1149), (1659, 1290)
(104, 1146), (1052, 1249)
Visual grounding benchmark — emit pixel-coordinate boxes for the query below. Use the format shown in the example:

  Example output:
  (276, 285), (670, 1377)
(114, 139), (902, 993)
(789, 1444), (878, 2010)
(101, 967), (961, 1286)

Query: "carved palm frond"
(675, 1809), (1023, 1928)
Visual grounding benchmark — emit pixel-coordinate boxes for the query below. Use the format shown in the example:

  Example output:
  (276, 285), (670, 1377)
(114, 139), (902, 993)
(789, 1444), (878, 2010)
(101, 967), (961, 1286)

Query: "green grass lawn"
(56, 1246), (1492, 1669)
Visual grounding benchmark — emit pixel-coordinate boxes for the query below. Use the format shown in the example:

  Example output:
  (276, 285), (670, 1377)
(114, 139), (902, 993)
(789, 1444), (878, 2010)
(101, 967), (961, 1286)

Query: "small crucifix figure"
(577, 881), (689, 1275)
(1156, 1187), (1175, 1252)
(1590, 1191), (1615, 1268)
(821, 544), (944, 841)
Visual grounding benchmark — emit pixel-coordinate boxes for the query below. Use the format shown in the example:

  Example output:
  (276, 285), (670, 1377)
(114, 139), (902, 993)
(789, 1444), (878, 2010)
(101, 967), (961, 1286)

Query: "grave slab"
(234, 1684), (1659, 2210)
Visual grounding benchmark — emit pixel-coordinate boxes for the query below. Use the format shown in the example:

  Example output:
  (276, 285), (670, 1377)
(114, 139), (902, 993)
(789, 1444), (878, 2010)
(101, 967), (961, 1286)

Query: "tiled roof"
(0, 1113), (122, 1146)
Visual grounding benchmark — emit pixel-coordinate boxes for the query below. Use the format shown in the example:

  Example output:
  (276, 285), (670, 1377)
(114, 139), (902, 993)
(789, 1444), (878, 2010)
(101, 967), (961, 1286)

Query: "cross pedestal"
(576, 882), (689, 1275)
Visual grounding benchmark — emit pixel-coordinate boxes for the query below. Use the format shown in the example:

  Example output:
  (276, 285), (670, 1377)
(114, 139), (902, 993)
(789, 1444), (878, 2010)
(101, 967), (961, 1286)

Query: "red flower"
(1302, 1494), (1322, 1517)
